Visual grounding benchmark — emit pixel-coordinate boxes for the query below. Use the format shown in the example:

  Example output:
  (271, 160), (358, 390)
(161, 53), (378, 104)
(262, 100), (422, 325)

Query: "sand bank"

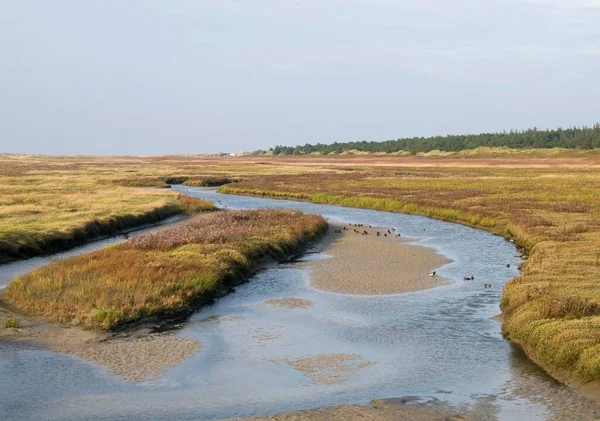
(265, 298), (314, 309)
(305, 224), (451, 295)
(225, 398), (491, 421)
(0, 305), (200, 382)
(270, 353), (374, 385)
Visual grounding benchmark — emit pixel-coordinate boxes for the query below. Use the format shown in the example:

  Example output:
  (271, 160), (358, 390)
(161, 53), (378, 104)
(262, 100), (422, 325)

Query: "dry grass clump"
(218, 162), (600, 383)
(3, 210), (326, 330)
(4, 317), (20, 329)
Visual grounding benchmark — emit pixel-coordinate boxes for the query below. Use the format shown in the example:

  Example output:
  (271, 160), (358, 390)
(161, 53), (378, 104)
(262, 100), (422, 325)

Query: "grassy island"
(3, 210), (327, 330)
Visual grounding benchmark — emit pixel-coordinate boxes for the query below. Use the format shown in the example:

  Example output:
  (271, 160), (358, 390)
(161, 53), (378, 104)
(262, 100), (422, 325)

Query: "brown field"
(3, 209), (326, 329)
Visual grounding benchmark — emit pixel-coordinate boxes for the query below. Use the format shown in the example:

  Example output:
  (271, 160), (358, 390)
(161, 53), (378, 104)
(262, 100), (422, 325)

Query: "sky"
(1, 0), (599, 155)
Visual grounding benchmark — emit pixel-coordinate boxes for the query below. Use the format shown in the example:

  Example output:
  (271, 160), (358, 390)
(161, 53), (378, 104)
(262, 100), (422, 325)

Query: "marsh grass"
(218, 165), (600, 383)
(4, 317), (20, 329)
(4, 210), (326, 330)
(0, 191), (214, 263)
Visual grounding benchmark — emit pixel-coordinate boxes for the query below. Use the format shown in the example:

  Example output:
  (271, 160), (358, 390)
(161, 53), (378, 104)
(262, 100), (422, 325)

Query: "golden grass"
(218, 163), (600, 383)
(3, 210), (326, 330)
(0, 188), (214, 263)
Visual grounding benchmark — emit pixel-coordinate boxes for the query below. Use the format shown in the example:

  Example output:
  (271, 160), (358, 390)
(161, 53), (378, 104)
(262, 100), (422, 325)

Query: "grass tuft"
(4, 317), (20, 329)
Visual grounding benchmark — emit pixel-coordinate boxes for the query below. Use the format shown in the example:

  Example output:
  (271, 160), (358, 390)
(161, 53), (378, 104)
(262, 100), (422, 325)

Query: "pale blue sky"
(1, 0), (599, 155)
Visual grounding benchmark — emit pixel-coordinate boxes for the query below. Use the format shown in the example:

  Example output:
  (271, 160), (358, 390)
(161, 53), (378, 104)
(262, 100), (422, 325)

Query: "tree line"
(267, 125), (600, 155)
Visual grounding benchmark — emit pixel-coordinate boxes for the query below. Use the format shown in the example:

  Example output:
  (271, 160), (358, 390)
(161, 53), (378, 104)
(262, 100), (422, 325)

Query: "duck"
(506, 264), (510, 268)
(484, 284), (492, 288)
(428, 271), (436, 277)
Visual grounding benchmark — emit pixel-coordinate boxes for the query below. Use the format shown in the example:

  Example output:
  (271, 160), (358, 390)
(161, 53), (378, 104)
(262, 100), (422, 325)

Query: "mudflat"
(306, 224), (451, 295)
(0, 305), (200, 383)
(224, 398), (489, 421)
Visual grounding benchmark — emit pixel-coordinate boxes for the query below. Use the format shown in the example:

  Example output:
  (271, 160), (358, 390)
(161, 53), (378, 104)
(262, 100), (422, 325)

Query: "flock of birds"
(340, 222), (509, 290)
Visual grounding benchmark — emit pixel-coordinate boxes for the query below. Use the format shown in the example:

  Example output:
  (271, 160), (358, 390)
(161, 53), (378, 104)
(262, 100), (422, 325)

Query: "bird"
(463, 276), (472, 281)
(428, 271), (436, 277)
(484, 284), (492, 288)
(506, 264), (510, 268)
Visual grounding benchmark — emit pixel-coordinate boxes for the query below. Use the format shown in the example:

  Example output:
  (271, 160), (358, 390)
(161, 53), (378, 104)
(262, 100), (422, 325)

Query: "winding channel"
(1, 187), (599, 421)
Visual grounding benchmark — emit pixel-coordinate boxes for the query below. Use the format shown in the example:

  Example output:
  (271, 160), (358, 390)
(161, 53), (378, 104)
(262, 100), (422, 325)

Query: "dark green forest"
(267, 125), (600, 155)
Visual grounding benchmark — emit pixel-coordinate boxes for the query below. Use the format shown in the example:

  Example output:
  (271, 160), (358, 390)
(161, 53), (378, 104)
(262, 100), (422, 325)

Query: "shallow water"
(1, 187), (599, 421)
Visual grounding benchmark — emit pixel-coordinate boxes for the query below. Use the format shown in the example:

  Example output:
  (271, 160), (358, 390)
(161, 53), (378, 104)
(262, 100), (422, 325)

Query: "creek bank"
(0, 195), (214, 265)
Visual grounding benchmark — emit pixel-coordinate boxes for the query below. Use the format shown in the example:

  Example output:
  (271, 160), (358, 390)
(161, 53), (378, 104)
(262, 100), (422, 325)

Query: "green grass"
(4, 317), (20, 329)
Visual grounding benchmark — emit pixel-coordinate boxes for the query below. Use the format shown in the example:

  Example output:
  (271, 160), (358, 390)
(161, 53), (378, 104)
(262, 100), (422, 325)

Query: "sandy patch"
(224, 398), (492, 421)
(306, 224), (451, 295)
(250, 326), (281, 346)
(69, 334), (200, 382)
(0, 304), (201, 383)
(270, 353), (374, 385)
(265, 298), (314, 309)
